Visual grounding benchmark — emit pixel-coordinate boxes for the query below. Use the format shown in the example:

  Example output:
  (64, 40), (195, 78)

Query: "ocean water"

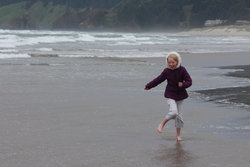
(1, 29), (250, 59)
(1, 29), (250, 105)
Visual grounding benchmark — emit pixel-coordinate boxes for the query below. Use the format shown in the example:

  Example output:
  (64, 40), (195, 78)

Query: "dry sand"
(179, 25), (250, 36)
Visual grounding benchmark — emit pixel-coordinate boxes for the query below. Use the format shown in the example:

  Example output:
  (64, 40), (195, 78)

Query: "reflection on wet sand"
(155, 142), (192, 167)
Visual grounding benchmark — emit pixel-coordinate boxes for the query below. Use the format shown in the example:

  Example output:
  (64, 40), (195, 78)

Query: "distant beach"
(180, 25), (250, 36)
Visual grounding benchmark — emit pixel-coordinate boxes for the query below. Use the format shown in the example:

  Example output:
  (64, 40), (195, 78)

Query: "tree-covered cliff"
(0, 0), (250, 30)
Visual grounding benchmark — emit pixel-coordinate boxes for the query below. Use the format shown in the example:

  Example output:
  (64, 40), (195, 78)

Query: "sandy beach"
(0, 51), (250, 167)
(179, 25), (250, 36)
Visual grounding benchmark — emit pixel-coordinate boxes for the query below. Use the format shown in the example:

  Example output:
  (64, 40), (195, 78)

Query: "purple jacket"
(145, 66), (192, 101)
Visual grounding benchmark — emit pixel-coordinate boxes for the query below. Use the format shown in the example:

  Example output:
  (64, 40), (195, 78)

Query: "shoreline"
(1, 25), (250, 36)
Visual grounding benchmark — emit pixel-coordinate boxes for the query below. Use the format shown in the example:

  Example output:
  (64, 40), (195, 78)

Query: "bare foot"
(157, 124), (163, 133)
(176, 136), (184, 142)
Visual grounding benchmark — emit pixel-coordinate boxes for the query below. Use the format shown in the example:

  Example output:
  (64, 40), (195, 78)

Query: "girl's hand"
(178, 82), (183, 88)
(144, 87), (149, 90)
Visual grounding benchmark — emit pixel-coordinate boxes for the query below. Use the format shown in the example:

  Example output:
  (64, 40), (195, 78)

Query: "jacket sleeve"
(145, 69), (167, 89)
(182, 67), (192, 88)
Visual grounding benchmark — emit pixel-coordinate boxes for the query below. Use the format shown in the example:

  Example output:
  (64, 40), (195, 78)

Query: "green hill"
(0, 0), (250, 30)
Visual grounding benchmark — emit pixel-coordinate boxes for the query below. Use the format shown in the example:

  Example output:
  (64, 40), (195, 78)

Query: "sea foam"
(1, 29), (250, 59)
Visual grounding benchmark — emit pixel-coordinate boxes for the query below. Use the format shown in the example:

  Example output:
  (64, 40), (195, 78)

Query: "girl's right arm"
(145, 69), (167, 90)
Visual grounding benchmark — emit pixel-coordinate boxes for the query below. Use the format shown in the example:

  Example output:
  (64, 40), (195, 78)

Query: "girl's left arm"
(182, 67), (192, 88)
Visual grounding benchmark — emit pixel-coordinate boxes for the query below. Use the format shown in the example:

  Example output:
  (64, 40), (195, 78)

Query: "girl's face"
(167, 57), (178, 69)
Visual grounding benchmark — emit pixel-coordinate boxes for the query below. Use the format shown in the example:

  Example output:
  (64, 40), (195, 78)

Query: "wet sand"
(0, 52), (250, 167)
(196, 65), (250, 108)
(222, 65), (250, 79)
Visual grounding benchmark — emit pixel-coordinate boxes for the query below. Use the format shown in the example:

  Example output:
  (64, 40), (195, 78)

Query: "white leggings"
(165, 99), (184, 128)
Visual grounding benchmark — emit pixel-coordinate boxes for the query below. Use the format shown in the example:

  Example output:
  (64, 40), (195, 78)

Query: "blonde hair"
(165, 52), (182, 69)
(167, 54), (179, 64)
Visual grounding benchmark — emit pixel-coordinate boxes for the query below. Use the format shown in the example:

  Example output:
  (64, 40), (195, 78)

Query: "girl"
(144, 52), (192, 141)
